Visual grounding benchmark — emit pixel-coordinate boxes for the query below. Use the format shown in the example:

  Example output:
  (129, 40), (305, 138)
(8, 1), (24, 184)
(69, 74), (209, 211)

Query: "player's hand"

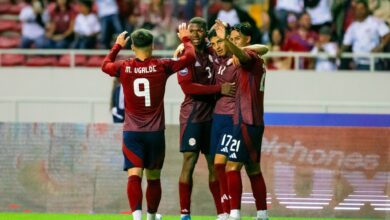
(177, 23), (190, 41)
(232, 55), (241, 66)
(221, 82), (236, 97)
(173, 43), (184, 58)
(215, 19), (227, 39)
(116, 31), (130, 47)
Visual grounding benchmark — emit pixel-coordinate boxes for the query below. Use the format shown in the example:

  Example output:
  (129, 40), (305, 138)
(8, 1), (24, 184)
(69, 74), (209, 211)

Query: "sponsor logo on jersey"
(189, 138), (196, 146)
(229, 152), (237, 159)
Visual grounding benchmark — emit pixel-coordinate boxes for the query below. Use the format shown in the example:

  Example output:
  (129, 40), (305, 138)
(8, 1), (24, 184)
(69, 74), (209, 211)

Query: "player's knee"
(127, 167), (143, 177)
(245, 163), (261, 175)
(145, 169), (161, 180)
(226, 161), (243, 171)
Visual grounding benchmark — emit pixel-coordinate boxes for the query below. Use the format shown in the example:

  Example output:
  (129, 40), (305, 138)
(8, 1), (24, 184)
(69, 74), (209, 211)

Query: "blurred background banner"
(1, 123), (388, 218)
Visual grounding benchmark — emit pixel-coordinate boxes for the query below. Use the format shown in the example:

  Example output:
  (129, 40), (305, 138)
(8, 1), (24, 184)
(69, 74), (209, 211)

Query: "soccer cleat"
(254, 210), (269, 220)
(216, 213), (229, 220)
(180, 214), (191, 220)
(228, 217), (241, 220)
(156, 213), (162, 220)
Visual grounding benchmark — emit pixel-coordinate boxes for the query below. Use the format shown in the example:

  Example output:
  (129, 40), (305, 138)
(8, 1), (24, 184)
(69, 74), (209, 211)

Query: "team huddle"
(101, 17), (268, 220)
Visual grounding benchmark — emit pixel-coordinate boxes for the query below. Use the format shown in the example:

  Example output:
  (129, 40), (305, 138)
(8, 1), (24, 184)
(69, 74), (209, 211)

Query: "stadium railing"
(1, 49), (390, 72)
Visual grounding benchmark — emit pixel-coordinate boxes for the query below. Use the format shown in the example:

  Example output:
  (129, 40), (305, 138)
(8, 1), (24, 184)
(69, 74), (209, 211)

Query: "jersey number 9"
(134, 78), (151, 107)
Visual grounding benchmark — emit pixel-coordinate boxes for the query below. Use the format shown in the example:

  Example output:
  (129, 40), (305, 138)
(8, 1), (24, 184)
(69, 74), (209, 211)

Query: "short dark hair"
(79, 0), (93, 9)
(232, 22), (253, 37)
(355, 0), (369, 9)
(131, 29), (154, 48)
(208, 28), (217, 39)
(189, 17), (208, 31)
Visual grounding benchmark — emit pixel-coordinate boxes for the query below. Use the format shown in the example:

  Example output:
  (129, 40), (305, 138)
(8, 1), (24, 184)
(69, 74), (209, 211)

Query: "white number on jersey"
(217, 65), (227, 75)
(260, 73), (266, 92)
(133, 78), (151, 107)
(206, 66), (212, 78)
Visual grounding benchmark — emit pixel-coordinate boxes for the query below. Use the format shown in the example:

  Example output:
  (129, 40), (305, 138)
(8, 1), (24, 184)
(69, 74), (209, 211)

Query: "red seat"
(8, 3), (23, 15)
(25, 56), (58, 66)
(1, 54), (25, 66)
(0, 4), (11, 14)
(57, 54), (87, 67)
(0, 36), (20, 48)
(86, 55), (105, 67)
(0, 20), (16, 33)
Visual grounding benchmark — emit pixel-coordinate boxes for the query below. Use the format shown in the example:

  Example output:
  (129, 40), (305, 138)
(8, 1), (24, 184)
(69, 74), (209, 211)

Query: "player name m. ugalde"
(125, 65), (157, 74)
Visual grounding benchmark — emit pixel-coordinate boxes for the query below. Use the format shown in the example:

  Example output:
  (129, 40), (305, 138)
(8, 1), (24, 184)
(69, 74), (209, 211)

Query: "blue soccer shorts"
(210, 114), (234, 158)
(227, 122), (264, 164)
(122, 130), (165, 171)
(180, 121), (211, 154)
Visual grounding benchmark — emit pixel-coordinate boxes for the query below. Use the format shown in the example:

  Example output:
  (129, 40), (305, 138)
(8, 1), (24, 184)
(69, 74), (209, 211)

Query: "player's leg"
(179, 151), (199, 219)
(211, 114), (234, 218)
(145, 169), (162, 220)
(226, 161), (244, 220)
(202, 121), (224, 218)
(144, 130), (166, 220)
(178, 122), (203, 220)
(123, 131), (145, 220)
(245, 163), (268, 220)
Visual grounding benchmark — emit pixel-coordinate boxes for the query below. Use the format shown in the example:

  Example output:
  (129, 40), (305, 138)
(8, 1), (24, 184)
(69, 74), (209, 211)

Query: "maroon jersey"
(102, 37), (195, 131)
(213, 56), (239, 115)
(233, 49), (266, 126)
(177, 45), (217, 124)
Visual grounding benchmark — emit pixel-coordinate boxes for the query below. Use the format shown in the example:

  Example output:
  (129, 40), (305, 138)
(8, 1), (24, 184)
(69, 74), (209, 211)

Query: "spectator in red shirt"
(283, 12), (318, 69)
(45, 0), (76, 49)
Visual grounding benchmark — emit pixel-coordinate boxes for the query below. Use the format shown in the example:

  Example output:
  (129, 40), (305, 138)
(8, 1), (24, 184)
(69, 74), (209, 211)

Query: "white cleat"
(216, 213), (229, 220)
(156, 213), (162, 220)
(254, 210), (269, 220)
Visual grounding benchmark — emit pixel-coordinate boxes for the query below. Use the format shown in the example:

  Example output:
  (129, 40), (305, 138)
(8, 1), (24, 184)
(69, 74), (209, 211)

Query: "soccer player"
(101, 24), (196, 220)
(214, 20), (268, 220)
(177, 17), (230, 220)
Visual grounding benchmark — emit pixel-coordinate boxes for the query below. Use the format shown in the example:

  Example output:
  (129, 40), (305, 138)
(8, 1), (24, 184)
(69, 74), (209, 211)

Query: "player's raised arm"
(166, 23), (196, 73)
(101, 31), (130, 77)
(214, 19), (252, 64)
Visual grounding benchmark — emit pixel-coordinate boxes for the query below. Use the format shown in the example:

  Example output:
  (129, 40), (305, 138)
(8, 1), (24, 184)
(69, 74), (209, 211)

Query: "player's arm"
(166, 23), (196, 73)
(101, 31), (129, 77)
(244, 44), (268, 56)
(214, 19), (253, 64)
(177, 70), (235, 96)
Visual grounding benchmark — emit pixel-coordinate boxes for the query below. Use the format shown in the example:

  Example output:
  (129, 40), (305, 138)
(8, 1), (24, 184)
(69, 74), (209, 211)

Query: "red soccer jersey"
(213, 56), (239, 115)
(177, 46), (218, 124)
(102, 37), (195, 131)
(233, 49), (266, 126)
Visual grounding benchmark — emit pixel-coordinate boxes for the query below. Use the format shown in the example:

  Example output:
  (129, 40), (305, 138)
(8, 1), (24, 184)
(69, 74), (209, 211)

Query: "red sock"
(227, 170), (242, 210)
(215, 164), (230, 213)
(146, 179), (161, 213)
(127, 176), (142, 211)
(249, 173), (267, 210)
(179, 181), (192, 214)
(209, 180), (223, 214)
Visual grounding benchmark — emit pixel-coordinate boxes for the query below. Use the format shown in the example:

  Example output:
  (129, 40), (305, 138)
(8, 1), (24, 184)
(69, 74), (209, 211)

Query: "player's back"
(119, 58), (172, 131)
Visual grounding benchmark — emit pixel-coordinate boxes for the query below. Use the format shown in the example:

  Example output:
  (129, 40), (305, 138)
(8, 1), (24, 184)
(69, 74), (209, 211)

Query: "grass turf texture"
(0, 213), (376, 220)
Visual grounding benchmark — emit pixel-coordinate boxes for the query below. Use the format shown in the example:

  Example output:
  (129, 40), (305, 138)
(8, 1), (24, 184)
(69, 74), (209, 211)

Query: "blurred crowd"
(1, 0), (390, 70)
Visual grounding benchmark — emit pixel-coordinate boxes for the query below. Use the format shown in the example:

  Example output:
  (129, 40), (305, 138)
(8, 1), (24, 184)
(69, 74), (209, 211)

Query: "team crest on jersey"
(179, 68), (189, 76)
(188, 138), (196, 146)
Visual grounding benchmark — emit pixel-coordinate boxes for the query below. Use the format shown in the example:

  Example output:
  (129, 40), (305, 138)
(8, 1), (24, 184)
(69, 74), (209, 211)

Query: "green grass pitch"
(0, 213), (376, 220)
